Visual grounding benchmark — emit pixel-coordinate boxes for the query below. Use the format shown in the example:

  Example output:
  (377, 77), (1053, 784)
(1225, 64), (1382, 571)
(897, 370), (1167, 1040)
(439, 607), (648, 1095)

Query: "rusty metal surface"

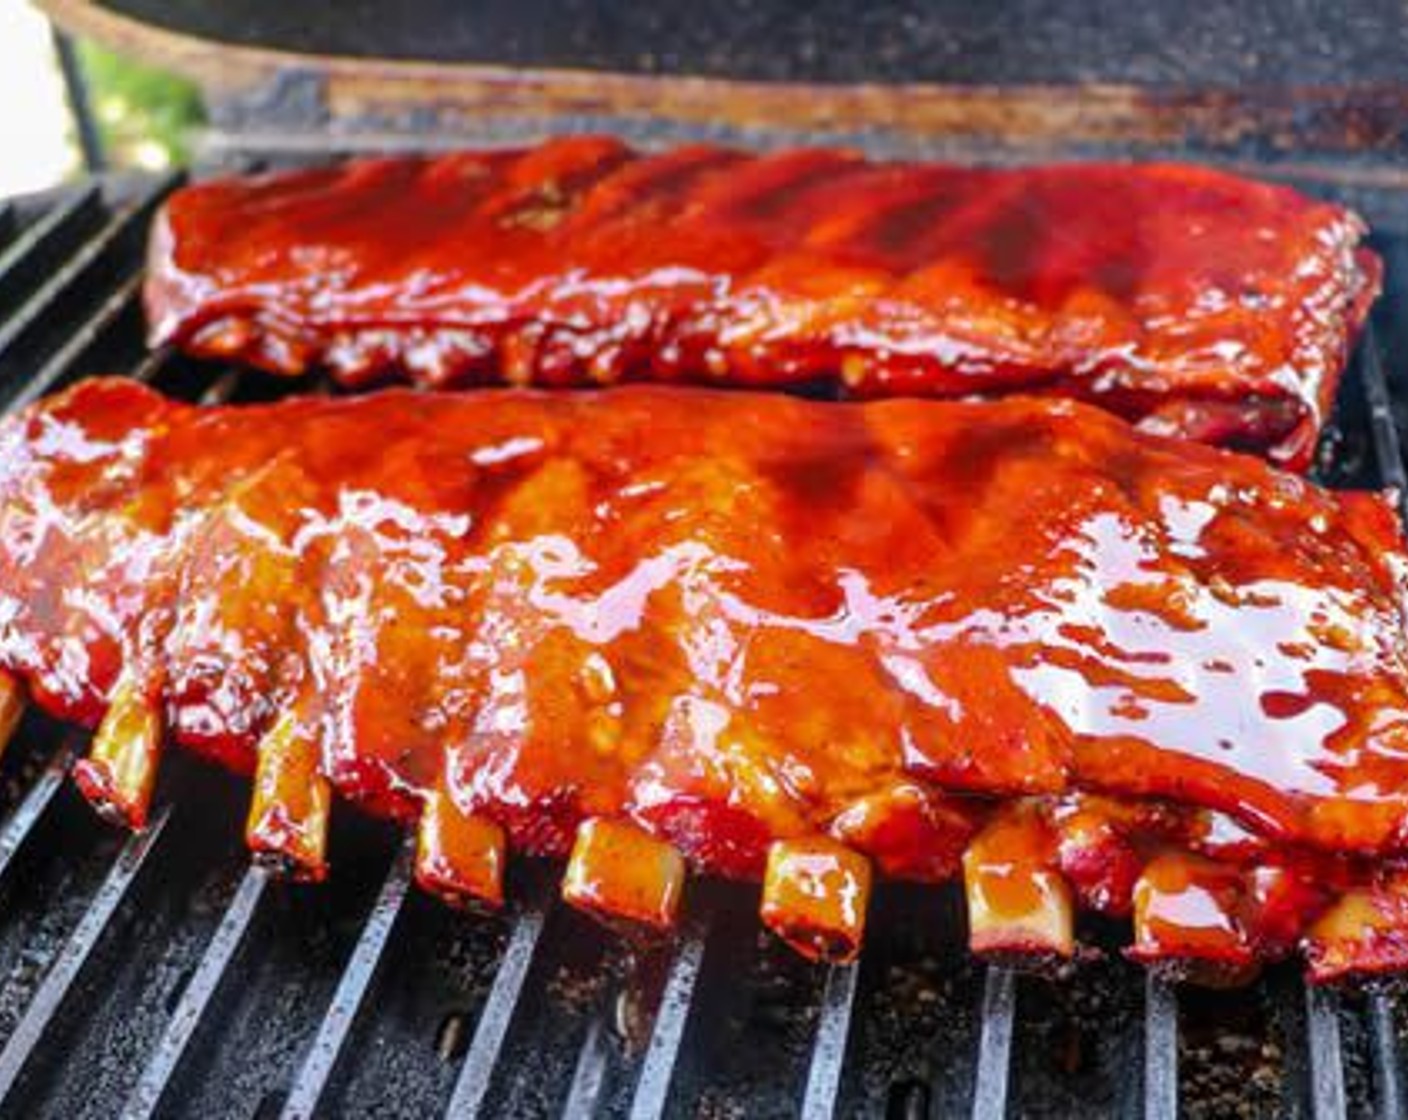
(36, 0), (1408, 168)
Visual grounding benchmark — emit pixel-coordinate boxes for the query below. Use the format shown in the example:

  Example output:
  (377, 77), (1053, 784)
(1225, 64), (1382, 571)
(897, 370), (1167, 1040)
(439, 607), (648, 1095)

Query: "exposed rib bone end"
(761, 836), (872, 963)
(1127, 852), (1259, 988)
(415, 784), (506, 911)
(963, 808), (1075, 967)
(1305, 874), (1408, 985)
(73, 673), (162, 829)
(562, 817), (685, 934)
(245, 712), (331, 883)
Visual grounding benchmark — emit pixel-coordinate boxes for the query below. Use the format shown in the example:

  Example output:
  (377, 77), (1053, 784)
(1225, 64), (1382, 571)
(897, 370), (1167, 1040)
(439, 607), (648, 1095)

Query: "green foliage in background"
(76, 42), (204, 168)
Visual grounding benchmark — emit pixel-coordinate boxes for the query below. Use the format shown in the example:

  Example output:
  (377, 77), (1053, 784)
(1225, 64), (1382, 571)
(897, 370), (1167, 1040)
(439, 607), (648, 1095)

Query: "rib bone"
(562, 817), (685, 933)
(1128, 851), (1259, 987)
(1305, 873), (1408, 984)
(761, 836), (872, 963)
(245, 710), (332, 882)
(963, 805), (1075, 964)
(415, 778), (506, 909)
(72, 670), (163, 829)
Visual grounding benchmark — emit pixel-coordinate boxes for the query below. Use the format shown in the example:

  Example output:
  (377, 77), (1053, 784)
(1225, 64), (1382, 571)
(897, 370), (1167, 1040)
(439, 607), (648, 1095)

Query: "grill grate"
(281, 840), (414, 1119)
(0, 170), (1402, 1119)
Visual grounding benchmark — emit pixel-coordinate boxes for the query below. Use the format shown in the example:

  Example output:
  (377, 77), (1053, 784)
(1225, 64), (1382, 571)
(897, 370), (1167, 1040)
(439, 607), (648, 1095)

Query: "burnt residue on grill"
(1006, 952), (1145, 1118)
(841, 885), (985, 1115)
(1176, 982), (1285, 1119)
(0, 169), (1405, 1118)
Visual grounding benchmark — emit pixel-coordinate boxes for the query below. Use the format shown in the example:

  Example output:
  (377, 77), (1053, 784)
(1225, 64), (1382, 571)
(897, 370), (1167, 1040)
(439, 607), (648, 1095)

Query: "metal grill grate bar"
(1369, 995), (1404, 1119)
(1143, 976), (1178, 1120)
(121, 866), (270, 1120)
(0, 806), (173, 1103)
(970, 967), (1016, 1120)
(445, 902), (550, 1118)
(0, 175), (175, 374)
(128, 343), (178, 387)
(196, 369), (242, 407)
(280, 842), (414, 1120)
(0, 202), (14, 244)
(0, 746), (72, 883)
(562, 1018), (611, 1119)
(627, 928), (707, 1120)
(801, 960), (860, 1120)
(0, 188), (99, 306)
(15, 273), (145, 409)
(1362, 324), (1408, 492)
(1305, 986), (1348, 1119)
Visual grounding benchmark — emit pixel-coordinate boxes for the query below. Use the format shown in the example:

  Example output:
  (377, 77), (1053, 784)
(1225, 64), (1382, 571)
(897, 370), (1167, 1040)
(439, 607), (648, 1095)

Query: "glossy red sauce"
(145, 139), (1380, 471)
(2, 375), (1406, 876)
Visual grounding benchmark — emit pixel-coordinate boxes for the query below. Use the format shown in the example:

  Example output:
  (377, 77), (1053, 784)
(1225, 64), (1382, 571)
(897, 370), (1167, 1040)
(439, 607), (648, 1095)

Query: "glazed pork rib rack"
(144, 140), (1381, 473)
(0, 182), (1404, 1120)
(5, 374), (1408, 987)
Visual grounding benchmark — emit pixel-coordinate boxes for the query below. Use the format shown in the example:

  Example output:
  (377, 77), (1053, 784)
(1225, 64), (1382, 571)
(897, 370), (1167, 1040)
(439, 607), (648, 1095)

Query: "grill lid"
(36, 0), (1408, 85)
(35, 0), (1408, 173)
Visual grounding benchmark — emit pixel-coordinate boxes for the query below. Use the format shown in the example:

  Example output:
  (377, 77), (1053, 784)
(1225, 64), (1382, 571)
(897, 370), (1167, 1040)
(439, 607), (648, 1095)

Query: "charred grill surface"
(145, 139), (1381, 471)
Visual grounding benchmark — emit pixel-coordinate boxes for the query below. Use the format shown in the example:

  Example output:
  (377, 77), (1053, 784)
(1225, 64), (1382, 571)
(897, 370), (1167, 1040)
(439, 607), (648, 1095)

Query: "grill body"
(0, 165), (1403, 1120)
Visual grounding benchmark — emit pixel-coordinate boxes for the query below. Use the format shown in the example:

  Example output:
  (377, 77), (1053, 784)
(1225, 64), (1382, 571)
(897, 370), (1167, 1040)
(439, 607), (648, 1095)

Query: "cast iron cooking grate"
(0, 168), (1402, 1119)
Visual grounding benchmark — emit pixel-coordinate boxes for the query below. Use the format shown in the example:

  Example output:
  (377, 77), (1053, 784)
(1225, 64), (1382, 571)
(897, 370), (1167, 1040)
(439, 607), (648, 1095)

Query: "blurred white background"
(0, 0), (77, 196)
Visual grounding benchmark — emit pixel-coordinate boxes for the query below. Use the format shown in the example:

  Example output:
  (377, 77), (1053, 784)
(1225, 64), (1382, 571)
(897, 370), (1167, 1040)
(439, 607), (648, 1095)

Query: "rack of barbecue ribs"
(144, 138), (1381, 471)
(1, 377), (1406, 985)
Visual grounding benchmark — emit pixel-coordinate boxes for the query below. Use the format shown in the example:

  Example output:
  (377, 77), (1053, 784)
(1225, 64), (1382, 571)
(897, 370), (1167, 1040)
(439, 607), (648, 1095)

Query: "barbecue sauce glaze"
(1, 379), (1406, 973)
(146, 138), (1380, 471)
